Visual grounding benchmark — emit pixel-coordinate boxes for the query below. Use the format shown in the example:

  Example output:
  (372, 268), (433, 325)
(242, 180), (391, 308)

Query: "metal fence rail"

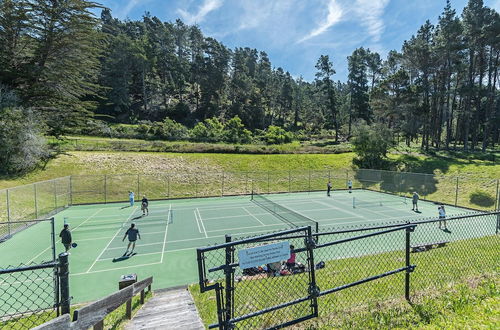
(197, 211), (500, 329)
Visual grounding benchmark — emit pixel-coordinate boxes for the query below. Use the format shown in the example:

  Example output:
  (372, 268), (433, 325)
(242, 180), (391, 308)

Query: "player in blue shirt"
(122, 223), (141, 256)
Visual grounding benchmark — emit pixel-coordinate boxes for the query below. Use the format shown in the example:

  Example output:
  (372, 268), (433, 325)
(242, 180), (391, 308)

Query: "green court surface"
(0, 190), (489, 305)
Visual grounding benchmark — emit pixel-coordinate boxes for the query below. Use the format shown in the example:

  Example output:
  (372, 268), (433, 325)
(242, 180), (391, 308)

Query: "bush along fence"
(1, 169), (498, 227)
(0, 218), (71, 329)
(196, 211), (500, 329)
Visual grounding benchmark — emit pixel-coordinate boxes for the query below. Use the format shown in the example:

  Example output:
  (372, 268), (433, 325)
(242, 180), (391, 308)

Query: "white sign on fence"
(238, 241), (290, 269)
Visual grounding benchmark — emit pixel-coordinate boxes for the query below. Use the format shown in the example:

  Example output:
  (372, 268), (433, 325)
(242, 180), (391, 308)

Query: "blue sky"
(94, 0), (500, 82)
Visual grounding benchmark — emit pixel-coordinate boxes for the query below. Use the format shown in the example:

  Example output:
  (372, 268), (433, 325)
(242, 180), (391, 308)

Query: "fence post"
(224, 235), (233, 329)
(245, 172), (248, 195)
(53, 179), (58, 210)
(34, 183), (38, 218)
(267, 172), (270, 194)
(69, 176), (73, 206)
(288, 170), (291, 193)
(221, 171), (225, 197)
(454, 177), (459, 206)
(59, 252), (70, 315)
(495, 179), (499, 211)
(137, 174), (140, 198)
(308, 170), (311, 192)
(6, 189), (11, 236)
(167, 174), (170, 198)
(104, 175), (107, 204)
(405, 225), (415, 301)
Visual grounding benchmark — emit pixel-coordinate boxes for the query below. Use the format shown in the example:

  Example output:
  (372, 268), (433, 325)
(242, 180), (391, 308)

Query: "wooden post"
(126, 299), (132, 319)
(140, 289), (145, 304)
(93, 320), (104, 330)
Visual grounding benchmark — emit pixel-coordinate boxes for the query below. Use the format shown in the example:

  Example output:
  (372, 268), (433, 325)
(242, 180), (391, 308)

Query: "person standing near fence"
(412, 192), (419, 212)
(141, 195), (149, 216)
(122, 223), (141, 256)
(347, 180), (353, 193)
(327, 181), (332, 197)
(59, 224), (72, 252)
(129, 191), (135, 207)
(438, 205), (447, 230)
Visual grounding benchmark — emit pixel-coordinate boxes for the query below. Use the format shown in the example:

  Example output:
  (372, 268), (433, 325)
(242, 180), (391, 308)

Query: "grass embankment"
(50, 136), (352, 155)
(188, 235), (500, 329)
(1, 291), (152, 329)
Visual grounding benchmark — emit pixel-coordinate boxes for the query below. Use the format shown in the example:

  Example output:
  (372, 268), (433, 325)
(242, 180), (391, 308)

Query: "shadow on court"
(112, 252), (137, 262)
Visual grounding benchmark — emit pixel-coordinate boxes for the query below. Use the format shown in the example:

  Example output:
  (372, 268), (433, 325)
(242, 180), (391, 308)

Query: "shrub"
(351, 122), (395, 169)
(223, 116), (252, 144)
(0, 107), (48, 174)
(152, 118), (188, 140)
(262, 126), (294, 144)
(469, 190), (496, 207)
(190, 117), (225, 142)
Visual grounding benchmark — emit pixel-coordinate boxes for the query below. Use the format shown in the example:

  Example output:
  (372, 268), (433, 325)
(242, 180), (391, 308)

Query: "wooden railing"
(33, 277), (153, 330)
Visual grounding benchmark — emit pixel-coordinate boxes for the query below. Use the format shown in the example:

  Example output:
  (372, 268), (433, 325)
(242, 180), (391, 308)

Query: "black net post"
(224, 234), (233, 329)
(405, 225), (415, 301)
(6, 189), (10, 236)
(58, 252), (70, 315)
(306, 226), (319, 317)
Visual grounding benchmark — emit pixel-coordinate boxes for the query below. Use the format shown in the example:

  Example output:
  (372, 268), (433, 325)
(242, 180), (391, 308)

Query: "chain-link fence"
(196, 211), (499, 329)
(0, 218), (70, 329)
(0, 170), (498, 237)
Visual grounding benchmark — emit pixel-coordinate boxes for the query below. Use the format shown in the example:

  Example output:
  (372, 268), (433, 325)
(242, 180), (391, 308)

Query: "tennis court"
(0, 189), (483, 304)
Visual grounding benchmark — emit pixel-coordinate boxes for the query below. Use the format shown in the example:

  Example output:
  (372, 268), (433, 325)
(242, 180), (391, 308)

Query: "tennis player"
(141, 195), (149, 216)
(59, 224), (72, 252)
(412, 192), (419, 212)
(347, 180), (353, 193)
(327, 181), (332, 197)
(438, 205), (447, 230)
(128, 191), (135, 206)
(122, 223), (141, 256)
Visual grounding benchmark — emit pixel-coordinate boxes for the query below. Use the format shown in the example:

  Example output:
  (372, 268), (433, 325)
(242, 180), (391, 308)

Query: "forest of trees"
(0, 0), (498, 173)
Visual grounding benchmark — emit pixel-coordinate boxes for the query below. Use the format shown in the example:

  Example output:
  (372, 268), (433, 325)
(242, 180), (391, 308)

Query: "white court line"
(96, 251), (164, 262)
(85, 206), (137, 273)
(242, 207), (265, 225)
(26, 208), (104, 264)
(194, 209), (202, 233)
(207, 223), (286, 233)
(313, 200), (364, 219)
(196, 208), (208, 238)
(105, 241), (163, 252)
(160, 204), (171, 263)
(72, 261), (162, 276)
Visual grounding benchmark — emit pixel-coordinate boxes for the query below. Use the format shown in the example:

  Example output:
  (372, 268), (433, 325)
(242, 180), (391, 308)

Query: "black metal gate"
(197, 224), (416, 329)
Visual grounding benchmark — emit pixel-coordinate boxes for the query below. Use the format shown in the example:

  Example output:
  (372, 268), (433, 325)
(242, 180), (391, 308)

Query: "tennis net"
(352, 196), (407, 208)
(251, 192), (319, 232)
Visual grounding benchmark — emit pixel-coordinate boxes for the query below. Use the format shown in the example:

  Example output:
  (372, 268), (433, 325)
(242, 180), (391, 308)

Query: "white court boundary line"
(85, 206), (137, 273)
(194, 209), (202, 233)
(160, 204), (171, 263)
(242, 207), (265, 225)
(196, 208), (208, 238)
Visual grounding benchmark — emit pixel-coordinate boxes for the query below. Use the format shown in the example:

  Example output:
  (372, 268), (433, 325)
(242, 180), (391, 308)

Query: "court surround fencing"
(0, 218), (71, 329)
(1, 169), (498, 230)
(197, 211), (500, 329)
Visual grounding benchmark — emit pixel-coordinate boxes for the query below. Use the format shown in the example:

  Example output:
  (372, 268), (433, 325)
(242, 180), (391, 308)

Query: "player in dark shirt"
(122, 223), (141, 256)
(141, 196), (149, 216)
(59, 224), (72, 252)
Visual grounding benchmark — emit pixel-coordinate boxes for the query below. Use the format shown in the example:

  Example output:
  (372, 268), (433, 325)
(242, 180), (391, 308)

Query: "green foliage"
(262, 126), (294, 144)
(352, 122), (395, 169)
(0, 107), (48, 175)
(190, 117), (225, 142)
(152, 118), (189, 141)
(469, 190), (496, 207)
(223, 116), (252, 144)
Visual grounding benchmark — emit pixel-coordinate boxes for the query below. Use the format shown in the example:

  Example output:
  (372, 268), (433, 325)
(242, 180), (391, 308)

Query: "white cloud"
(116, 0), (141, 19)
(298, 0), (343, 43)
(353, 0), (389, 42)
(177, 0), (223, 24)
